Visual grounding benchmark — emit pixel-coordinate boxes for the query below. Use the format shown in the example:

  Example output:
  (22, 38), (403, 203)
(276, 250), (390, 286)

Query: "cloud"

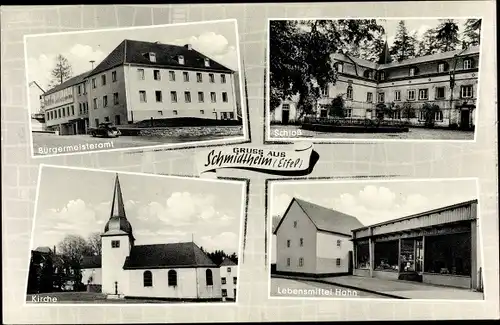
(173, 32), (239, 70)
(27, 43), (106, 93)
(199, 232), (239, 253)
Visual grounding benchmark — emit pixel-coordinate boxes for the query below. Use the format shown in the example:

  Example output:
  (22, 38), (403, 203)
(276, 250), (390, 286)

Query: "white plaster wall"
(316, 231), (352, 274)
(101, 235), (130, 295)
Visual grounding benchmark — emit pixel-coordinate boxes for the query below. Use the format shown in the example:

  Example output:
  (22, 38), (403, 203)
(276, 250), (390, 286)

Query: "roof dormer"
(148, 52), (156, 62)
(178, 55), (185, 65)
(204, 58), (210, 67)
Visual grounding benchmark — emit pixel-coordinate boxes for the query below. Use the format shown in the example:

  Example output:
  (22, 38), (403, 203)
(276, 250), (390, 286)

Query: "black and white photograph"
(268, 178), (484, 300)
(26, 19), (248, 157)
(26, 165), (244, 304)
(267, 18), (482, 142)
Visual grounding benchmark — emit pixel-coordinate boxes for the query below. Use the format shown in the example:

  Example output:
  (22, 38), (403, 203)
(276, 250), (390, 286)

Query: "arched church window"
(168, 270), (177, 286)
(206, 269), (213, 286)
(143, 270), (153, 287)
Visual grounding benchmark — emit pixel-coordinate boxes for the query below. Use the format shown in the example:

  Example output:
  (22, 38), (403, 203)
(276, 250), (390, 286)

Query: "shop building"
(351, 199), (481, 290)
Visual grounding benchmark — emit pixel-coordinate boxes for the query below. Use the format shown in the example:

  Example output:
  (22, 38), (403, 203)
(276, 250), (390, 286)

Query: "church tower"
(101, 173), (135, 296)
(378, 41), (392, 64)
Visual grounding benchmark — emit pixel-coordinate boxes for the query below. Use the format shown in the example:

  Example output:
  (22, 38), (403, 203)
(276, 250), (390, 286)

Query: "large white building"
(219, 258), (238, 301)
(272, 45), (479, 129)
(94, 174), (223, 301)
(273, 198), (364, 276)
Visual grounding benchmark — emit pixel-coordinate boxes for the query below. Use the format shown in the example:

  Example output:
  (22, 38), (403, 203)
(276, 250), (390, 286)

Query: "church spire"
(110, 173), (126, 219)
(378, 40), (392, 64)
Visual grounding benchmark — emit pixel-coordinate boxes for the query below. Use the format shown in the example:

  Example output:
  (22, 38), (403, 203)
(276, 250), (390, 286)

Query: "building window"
(78, 85), (81, 95)
(204, 58), (210, 67)
(143, 271), (153, 287)
(221, 277), (227, 284)
(408, 89), (416, 101)
(200, 110), (205, 114)
(171, 91), (177, 103)
(83, 83), (87, 94)
(95, 118), (99, 126)
(337, 62), (343, 73)
(79, 103), (82, 114)
(197, 72), (202, 82)
(286, 258), (291, 266)
(221, 74), (226, 83)
(93, 98), (98, 109)
(463, 59), (472, 69)
(67, 106), (70, 116)
(222, 289), (227, 297)
(183, 71), (190, 82)
(173, 110), (178, 115)
(115, 115), (121, 125)
(153, 70), (161, 80)
(113, 93), (119, 105)
(103, 95), (108, 107)
(101, 74), (106, 86)
(293, 221), (297, 228)
(168, 270), (177, 286)
(299, 238), (304, 247)
(418, 89), (429, 100)
(321, 85), (329, 97)
(112, 71), (117, 82)
(286, 239), (291, 248)
(233, 277), (237, 285)
(139, 91), (147, 103)
(157, 110), (163, 116)
(169, 71), (175, 81)
(92, 78), (96, 89)
(435, 110), (444, 121)
(111, 240), (120, 248)
(380, 71), (386, 81)
(138, 69), (145, 80)
(461, 85), (473, 98)
(229, 112), (234, 119)
(227, 267), (231, 273)
(298, 257), (304, 267)
(149, 52), (156, 62)
(395, 90), (401, 101)
(419, 110), (426, 121)
(198, 92), (204, 103)
(184, 91), (191, 103)
(209, 73), (215, 83)
(345, 108), (352, 117)
(438, 63), (446, 73)
(409, 67), (416, 76)
(222, 92), (228, 102)
(337, 239), (341, 247)
(210, 92), (216, 103)
(104, 116), (110, 122)
(346, 86), (353, 100)
(71, 105), (74, 115)
(154, 90), (162, 102)
(178, 55), (185, 65)
(435, 87), (446, 99)
(377, 92), (385, 103)
(206, 269), (213, 286)
(336, 258), (341, 266)
(367, 92), (373, 103)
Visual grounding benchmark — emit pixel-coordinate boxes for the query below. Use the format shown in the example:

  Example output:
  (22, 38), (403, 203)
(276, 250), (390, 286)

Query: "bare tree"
(86, 232), (102, 256)
(49, 54), (73, 87)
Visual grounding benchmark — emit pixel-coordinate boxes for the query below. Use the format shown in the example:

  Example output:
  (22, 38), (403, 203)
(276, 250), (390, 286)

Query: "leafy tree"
(327, 94), (346, 118)
(375, 103), (389, 120)
(49, 54), (73, 88)
(401, 102), (416, 120)
(359, 31), (389, 63)
(434, 19), (460, 52)
(417, 28), (440, 56)
(421, 103), (441, 127)
(205, 249), (239, 265)
(462, 19), (481, 47)
(390, 21), (418, 61)
(57, 234), (92, 287)
(86, 232), (102, 256)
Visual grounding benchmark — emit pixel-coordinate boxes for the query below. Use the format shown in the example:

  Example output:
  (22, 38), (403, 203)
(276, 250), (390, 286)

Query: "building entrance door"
(460, 108), (470, 130)
(399, 238), (423, 282)
(282, 109), (290, 124)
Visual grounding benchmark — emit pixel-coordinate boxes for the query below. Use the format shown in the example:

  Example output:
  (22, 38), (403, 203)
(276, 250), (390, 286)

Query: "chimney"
(184, 44), (193, 50)
(53, 245), (56, 255)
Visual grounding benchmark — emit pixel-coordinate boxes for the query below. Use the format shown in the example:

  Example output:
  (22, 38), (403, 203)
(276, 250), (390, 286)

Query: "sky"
(377, 19), (470, 49)
(271, 179), (478, 227)
(25, 20), (240, 95)
(32, 167), (244, 255)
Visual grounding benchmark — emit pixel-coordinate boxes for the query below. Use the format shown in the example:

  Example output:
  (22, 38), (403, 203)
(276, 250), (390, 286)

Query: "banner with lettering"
(196, 142), (319, 176)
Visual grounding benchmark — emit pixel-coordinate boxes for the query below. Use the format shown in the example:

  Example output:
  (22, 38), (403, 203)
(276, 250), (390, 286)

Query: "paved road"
(32, 132), (230, 156)
(270, 277), (388, 299)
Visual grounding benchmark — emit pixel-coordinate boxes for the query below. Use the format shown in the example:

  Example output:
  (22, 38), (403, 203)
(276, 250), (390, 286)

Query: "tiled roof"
(220, 258), (237, 266)
(88, 39), (234, 77)
(81, 255), (102, 269)
(43, 71), (90, 96)
(332, 52), (378, 69)
(274, 198), (364, 236)
(33, 246), (52, 254)
(123, 242), (217, 269)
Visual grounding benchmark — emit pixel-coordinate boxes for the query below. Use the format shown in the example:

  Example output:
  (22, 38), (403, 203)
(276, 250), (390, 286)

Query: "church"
(87, 174), (223, 301)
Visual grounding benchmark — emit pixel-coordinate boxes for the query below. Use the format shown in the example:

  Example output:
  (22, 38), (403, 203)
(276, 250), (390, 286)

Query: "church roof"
(123, 242), (217, 270)
(274, 198), (364, 237)
(88, 39), (234, 78)
(219, 258), (237, 266)
(103, 174), (134, 240)
(81, 255), (102, 269)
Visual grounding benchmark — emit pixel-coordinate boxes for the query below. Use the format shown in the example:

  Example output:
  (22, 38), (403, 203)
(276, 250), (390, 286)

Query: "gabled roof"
(43, 70), (91, 96)
(88, 39), (234, 77)
(220, 258), (237, 266)
(33, 246), (52, 254)
(81, 255), (102, 269)
(123, 242), (217, 270)
(332, 52), (378, 69)
(274, 198), (364, 237)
